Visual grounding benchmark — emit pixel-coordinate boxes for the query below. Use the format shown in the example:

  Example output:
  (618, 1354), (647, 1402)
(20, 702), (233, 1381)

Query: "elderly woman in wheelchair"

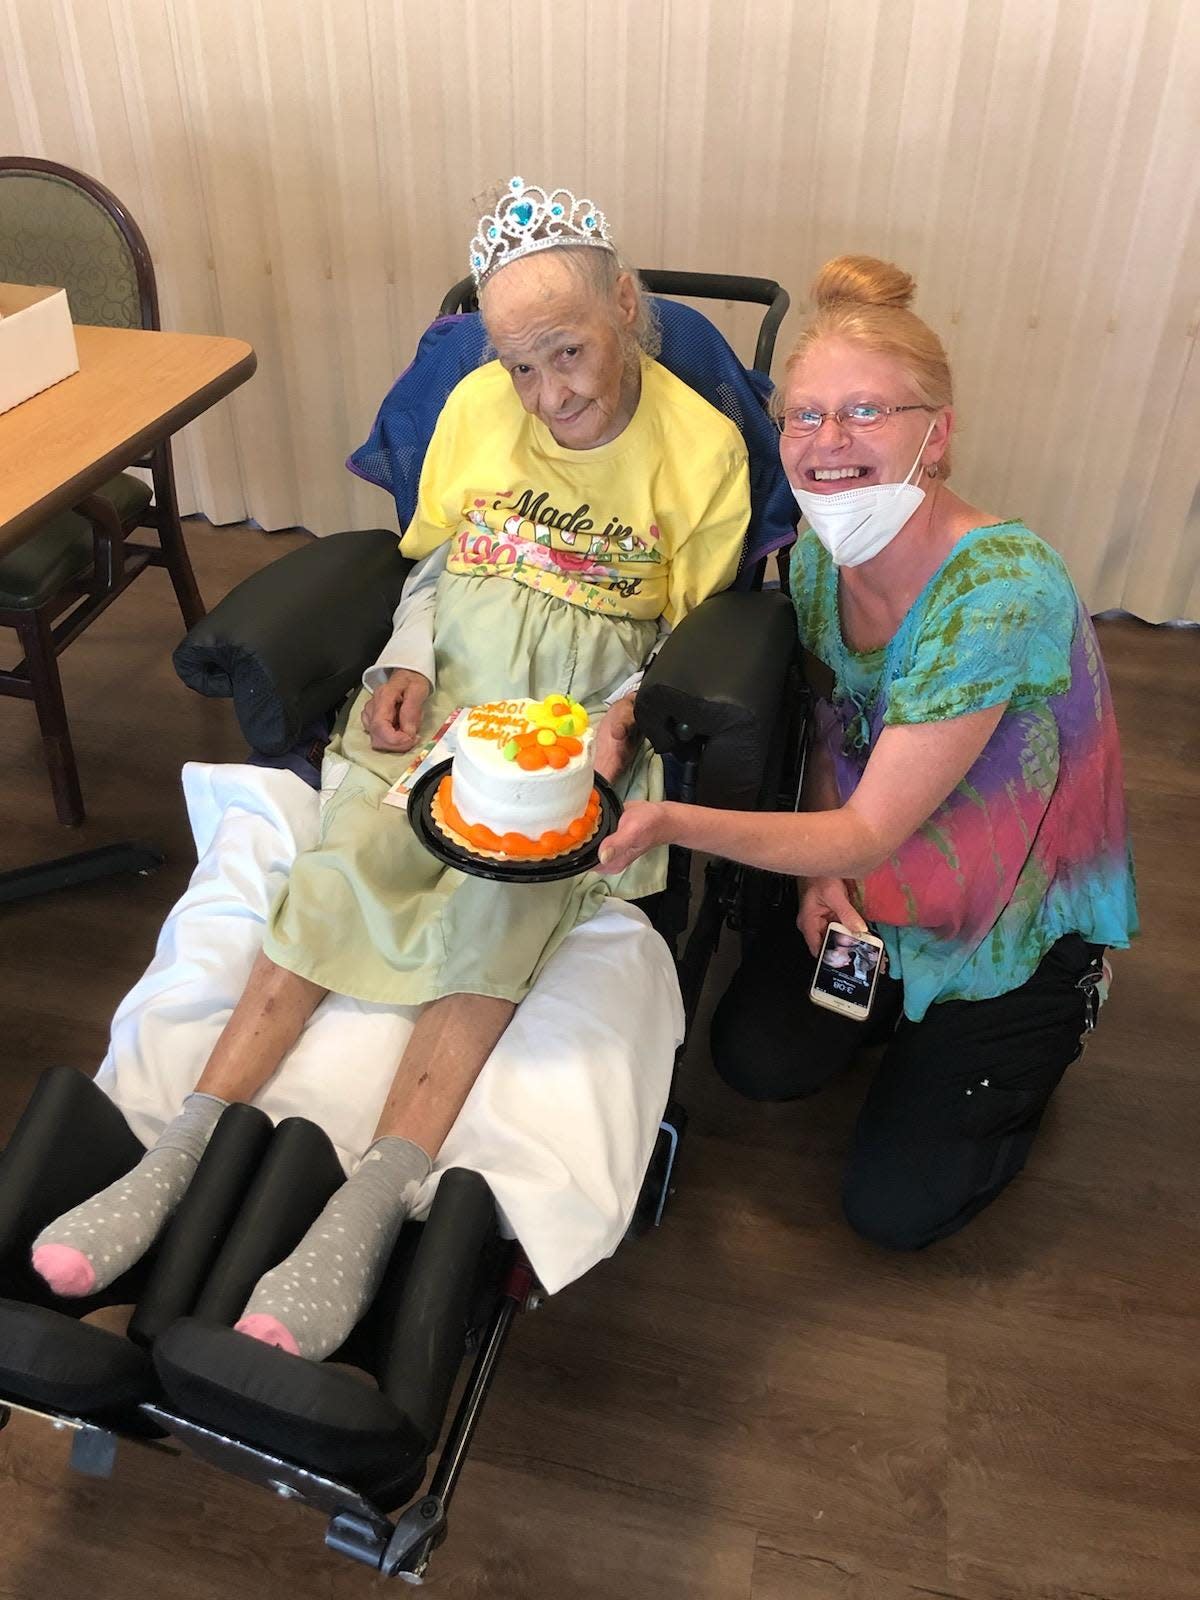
(26, 180), (753, 1365)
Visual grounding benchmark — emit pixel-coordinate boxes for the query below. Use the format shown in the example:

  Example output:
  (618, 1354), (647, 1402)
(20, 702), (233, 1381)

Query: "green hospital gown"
(262, 570), (662, 1005)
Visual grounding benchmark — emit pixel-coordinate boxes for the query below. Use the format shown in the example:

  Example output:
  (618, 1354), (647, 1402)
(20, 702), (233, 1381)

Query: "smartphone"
(809, 921), (887, 1021)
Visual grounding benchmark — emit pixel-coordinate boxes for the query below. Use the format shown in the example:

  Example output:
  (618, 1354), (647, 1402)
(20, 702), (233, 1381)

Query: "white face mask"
(791, 419), (937, 568)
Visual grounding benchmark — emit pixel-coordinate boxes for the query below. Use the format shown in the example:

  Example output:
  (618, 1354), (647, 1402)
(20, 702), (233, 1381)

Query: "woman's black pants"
(711, 900), (1105, 1249)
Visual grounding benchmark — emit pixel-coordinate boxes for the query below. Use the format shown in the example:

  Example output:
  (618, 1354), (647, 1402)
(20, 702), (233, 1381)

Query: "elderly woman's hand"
(797, 875), (868, 958)
(593, 693), (641, 784)
(597, 799), (670, 875)
(361, 669), (431, 752)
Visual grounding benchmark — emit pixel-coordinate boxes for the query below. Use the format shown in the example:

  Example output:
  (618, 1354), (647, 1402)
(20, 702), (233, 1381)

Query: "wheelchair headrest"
(348, 300), (796, 583)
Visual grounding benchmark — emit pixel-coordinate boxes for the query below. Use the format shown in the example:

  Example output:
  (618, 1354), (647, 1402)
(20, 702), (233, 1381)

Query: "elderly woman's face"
(481, 253), (639, 449)
(780, 337), (947, 493)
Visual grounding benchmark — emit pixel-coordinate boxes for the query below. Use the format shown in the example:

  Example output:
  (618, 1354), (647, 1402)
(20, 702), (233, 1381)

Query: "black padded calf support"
(127, 1103), (276, 1346)
(377, 1167), (498, 1442)
(0, 1068), (145, 1301)
(193, 1115), (347, 1325)
(151, 1169), (497, 1497)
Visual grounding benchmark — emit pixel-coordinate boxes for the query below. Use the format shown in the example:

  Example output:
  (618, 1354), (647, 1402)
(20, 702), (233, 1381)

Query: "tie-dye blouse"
(790, 522), (1138, 1021)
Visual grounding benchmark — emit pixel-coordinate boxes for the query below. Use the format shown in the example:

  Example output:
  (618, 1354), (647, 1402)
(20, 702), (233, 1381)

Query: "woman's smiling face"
(779, 337), (948, 493)
(481, 252), (640, 450)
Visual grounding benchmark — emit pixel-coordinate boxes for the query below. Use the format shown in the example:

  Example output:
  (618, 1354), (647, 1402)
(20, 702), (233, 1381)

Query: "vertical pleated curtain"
(1, 0), (1197, 621)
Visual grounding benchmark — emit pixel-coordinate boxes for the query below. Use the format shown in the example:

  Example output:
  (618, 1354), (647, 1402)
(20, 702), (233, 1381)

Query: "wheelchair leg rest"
(127, 1102), (276, 1346)
(147, 1167), (498, 1509)
(191, 1116), (347, 1326)
(327, 1493), (448, 1583)
(377, 1168), (500, 1445)
(0, 1068), (146, 1300)
(371, 1249), (526, 1583)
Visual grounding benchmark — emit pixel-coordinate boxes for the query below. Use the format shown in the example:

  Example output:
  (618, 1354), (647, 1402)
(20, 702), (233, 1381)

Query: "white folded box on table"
(0, 283), (79, 415)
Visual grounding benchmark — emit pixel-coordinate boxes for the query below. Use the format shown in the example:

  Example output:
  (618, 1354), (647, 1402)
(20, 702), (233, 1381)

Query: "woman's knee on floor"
(840, 1114), (1041, 1250)
(710, 958), (858, 1102)
(711, 1031), (832, 1102)
(710, 917), (898, 1102)
(840, 1143), (956, 1250)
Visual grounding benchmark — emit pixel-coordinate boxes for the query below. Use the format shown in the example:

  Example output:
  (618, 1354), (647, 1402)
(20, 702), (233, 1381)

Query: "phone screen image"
(811, 927), (883, 1012)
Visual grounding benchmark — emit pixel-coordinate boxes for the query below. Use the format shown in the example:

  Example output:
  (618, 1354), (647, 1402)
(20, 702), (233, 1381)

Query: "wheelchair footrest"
(153, 1318), (429, 1490)
(0, 1298), (155, 1424)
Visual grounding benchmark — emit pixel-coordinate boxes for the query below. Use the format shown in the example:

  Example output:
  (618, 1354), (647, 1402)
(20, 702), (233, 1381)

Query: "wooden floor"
(0, 522), (1197, 1600)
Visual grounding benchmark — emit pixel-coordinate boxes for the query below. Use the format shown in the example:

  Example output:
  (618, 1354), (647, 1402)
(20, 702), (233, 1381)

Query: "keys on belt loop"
(1076, 956), (1112, 1032)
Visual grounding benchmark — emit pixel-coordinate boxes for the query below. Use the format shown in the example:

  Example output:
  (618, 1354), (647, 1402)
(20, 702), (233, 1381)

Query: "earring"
(924, 462), (939, 479)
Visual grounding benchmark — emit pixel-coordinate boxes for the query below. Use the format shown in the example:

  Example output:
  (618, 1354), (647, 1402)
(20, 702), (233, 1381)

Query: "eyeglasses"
(775, 401), (934, 438)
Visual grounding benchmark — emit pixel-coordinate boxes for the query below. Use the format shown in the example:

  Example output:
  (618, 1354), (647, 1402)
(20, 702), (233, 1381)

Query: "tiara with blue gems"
(470, 177), (615, 287)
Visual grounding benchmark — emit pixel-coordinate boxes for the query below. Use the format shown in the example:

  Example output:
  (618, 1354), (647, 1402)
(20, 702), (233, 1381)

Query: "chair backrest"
(349, 282), (798, 583)
(0, 157), (157, 330)
(438, 269), (791, 376)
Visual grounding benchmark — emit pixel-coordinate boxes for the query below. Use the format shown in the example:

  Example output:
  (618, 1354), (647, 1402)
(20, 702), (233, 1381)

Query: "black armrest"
(636, 589), (798, 810)
(173, 529), (413, 755)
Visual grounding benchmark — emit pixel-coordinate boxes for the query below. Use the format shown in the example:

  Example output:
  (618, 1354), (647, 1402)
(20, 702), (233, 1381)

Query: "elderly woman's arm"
(358, 545), (449, 750)
(362, 545), (446, 692)
(599, 701), (1007, 877)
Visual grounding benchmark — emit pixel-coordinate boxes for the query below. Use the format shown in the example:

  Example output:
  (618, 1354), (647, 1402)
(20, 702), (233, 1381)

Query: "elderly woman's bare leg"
(31, 952), (327, 1297)
(195, 950), (328, 1101)
(371, 992), (516, 1149)
(236, 993), (515, 1360)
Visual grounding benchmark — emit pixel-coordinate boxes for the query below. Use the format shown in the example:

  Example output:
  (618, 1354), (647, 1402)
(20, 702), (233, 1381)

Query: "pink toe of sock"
(31, 1244), (97, 1298)
(235, 1313), (301, 1357)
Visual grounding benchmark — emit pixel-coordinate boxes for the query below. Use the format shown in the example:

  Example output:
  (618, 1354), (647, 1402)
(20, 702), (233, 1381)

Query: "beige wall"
(2, 0), (1197, 620)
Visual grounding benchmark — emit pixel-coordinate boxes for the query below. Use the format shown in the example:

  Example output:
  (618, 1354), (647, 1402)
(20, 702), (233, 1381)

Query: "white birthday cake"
(434, 694), (600, 859)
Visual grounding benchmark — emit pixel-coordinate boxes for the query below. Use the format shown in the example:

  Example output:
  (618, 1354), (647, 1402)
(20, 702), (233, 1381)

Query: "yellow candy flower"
(528, 693), (589, 736)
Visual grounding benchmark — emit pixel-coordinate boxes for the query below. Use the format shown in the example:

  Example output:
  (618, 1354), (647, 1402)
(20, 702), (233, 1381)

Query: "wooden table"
(0, 322), (256, 901)
(0, 323), (256, 552)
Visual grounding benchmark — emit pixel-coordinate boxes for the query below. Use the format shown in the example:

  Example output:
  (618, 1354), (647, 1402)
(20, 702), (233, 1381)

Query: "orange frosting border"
(436, 776), (600, 860)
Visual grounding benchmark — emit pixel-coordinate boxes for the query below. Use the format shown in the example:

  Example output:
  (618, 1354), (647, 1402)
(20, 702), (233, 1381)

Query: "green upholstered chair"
(0, 157), (205, 825)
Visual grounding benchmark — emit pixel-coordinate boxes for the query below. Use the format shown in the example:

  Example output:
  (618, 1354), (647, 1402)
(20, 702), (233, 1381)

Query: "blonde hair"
(781, 255), (954, 476)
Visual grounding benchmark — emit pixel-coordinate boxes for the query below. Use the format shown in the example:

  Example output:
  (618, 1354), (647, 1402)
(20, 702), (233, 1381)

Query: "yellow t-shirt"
(399, 354), (750, 626)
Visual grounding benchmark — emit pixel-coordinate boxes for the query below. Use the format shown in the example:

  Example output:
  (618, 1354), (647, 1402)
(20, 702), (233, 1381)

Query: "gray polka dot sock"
(236, 1135), (432, 1361)
(31, 1093), (227, 1298)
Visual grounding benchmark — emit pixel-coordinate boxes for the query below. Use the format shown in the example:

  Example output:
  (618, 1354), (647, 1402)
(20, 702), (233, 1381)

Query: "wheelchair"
(0, 271), (804, 1583)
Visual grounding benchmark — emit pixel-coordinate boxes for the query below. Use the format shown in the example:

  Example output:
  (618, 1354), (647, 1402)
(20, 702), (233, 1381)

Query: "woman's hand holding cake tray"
(408, 693), (625, 883)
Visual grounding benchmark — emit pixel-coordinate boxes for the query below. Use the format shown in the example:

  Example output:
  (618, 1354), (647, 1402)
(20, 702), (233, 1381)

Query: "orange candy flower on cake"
(501, 694), (589, 772)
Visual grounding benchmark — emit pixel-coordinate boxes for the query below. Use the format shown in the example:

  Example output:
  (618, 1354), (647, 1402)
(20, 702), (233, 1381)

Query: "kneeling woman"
(29, 181), (749, 1351)
(600, 255), (1138, 1248)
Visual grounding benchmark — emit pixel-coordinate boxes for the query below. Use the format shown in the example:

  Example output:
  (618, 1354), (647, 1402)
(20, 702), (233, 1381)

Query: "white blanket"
(94, 763), (683, 1295)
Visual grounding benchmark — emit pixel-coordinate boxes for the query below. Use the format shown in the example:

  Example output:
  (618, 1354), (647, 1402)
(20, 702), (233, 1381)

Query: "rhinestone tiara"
(469, 177), (616, 288)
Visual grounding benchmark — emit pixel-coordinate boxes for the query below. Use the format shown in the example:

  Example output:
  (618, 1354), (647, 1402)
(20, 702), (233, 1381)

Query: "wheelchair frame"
(0, 271), (802, 1585)
(438, 269), (791, 377)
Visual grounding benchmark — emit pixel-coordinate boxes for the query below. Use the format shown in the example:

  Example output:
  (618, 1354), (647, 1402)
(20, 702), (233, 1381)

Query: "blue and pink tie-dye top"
(790, 521), (1138, 1021)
